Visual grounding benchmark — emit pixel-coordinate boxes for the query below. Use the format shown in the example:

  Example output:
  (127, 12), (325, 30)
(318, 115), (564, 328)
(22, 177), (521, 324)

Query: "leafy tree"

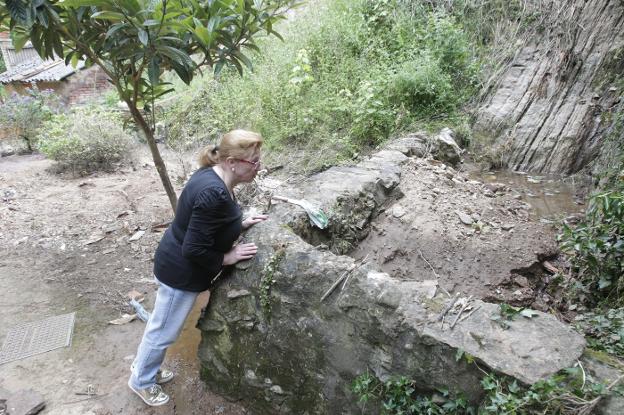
(0, 0), (297, 210)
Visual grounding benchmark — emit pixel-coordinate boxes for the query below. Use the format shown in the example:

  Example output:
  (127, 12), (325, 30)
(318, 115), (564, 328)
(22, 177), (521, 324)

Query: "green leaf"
(214, 60), (225, 76)
(194, 25), (211, 46)
(156, 45), (194, 67)
(61, 0), (114, 7)
(148, 57), (160, 85)
(91, 11), (125, 21)
(138, 28), (148, 46)
(232, 50), (252, 71)
(207, 15), (219, 32)
(12, 32), (30, 51)
(236, 0), (245, 13)
(142, 19), (161, 26)
(70, 53), (80, 68)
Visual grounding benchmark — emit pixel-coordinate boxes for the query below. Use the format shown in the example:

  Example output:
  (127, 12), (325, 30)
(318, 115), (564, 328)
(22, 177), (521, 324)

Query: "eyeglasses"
(237, 158), (262, 169)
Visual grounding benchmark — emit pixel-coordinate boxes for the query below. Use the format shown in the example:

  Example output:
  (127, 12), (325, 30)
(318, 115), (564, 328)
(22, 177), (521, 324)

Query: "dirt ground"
(0, 150), (247, 414)
(0, 148), (586, 414)
(351, 157), (585, 313)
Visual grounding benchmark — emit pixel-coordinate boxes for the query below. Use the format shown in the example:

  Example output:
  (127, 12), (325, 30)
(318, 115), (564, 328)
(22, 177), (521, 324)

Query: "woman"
(128, 129), (268, 406)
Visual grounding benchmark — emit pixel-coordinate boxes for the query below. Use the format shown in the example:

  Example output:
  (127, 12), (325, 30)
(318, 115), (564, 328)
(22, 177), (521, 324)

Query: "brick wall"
(64, 65), (112, 105)
(0, 66), (113, 141)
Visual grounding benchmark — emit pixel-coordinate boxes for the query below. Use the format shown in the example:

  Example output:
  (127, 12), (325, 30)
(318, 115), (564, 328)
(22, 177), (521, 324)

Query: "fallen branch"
(418, 249), (439, 279)
(321, 255), (369, 302)
(459, 305), (481, 323)
(436, 292), (460, 322)
(450, 295), (473, 330)
(320, 266), (356, 302)
(577, 374), (624, 415)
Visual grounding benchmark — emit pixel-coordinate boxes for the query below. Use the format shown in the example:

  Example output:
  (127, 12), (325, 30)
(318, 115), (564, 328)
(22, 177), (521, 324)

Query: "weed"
(490, 303), (539, 330)
(0, 88), (61, 152)
(352, 362), (622, 414)
(164, 0), (483, 173)
(575, 308), (624, 358)
(558, 178), (624, 304)
(260, 249), (285, 318)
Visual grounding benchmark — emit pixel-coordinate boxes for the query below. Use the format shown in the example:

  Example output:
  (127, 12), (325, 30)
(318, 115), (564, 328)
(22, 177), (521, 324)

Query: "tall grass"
(163, 0), (485, 171)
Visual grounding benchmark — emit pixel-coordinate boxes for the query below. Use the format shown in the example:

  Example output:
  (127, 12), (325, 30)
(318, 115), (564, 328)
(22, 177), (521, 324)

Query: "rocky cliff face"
(474, 0), (624, 174)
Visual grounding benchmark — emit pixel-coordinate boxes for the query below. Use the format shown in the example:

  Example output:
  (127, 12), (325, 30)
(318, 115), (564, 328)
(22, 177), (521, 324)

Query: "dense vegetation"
(165, 0), (483, 171)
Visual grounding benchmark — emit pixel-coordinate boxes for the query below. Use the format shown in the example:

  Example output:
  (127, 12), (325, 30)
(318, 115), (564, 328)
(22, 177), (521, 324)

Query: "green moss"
(260, 249), (286, 318)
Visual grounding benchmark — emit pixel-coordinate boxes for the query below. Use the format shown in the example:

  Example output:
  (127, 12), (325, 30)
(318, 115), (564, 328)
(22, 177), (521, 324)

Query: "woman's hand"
(242, 214), (268, 230)
(223, 242), (258, 265)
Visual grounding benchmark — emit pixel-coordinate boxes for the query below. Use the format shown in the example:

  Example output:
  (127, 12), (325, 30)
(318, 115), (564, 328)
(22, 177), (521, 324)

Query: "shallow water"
(468, 169), (586, 220)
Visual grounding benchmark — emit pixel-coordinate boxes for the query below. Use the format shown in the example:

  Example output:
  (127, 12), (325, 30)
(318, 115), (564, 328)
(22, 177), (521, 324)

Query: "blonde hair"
(199, 129), (263, 168)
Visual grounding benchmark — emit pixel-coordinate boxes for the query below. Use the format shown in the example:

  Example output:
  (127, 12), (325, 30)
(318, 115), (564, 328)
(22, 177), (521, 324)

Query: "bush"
(559, 173), (624, 304)
(388, 54), (456, 115)
(0, 88), (61, 152)
(38, 107), (134, 174)
(164, 0), (483, 172)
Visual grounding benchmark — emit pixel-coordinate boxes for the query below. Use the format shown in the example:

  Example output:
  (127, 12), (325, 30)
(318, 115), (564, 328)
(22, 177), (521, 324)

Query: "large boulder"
(198, 146), (585, 414)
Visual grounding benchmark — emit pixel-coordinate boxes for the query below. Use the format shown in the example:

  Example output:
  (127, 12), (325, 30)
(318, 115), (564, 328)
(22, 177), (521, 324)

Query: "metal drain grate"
(0, 312), (75, 365)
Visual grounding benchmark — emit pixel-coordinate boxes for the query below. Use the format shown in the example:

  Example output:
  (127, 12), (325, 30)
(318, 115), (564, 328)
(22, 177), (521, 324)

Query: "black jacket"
(154, 167), (242, 292)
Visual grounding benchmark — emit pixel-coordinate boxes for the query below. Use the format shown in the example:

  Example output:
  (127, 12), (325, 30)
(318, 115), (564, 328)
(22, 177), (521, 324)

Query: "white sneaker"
(128, 381), (170, 407)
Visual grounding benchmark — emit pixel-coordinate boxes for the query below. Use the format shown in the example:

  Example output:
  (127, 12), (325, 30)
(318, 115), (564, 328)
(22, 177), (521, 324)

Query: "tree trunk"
(126, 102), (178, 212)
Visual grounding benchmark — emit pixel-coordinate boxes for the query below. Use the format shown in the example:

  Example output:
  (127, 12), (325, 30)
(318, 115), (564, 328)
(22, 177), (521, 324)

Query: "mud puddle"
(468, 169), (586, 220)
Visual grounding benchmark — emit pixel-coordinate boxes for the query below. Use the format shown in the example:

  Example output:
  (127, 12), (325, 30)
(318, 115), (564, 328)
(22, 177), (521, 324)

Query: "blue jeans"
(129, 279), (199, 390)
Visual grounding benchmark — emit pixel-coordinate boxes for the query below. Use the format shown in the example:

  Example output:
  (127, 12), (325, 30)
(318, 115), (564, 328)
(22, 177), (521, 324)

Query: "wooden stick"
(451, 295), (473, 329)
(459, 305), (481, 323)
(436, 292), (460, 322)
(321, 255), (369, 302)
(321, 265), (355, 302)
(341, 254), (369, 291)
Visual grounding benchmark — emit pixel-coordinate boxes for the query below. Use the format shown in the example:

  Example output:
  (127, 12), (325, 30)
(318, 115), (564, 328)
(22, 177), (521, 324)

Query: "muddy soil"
(350, 157), (585, 312)
(0, 151), (247, 414)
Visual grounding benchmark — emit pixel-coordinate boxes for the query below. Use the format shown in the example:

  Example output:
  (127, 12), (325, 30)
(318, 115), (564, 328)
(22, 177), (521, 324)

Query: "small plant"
(490, 303), (539, 329)
(353, 363), (621, 415)
(0, 88), (61, 152)
(259, 249), (285, 318)
(288, 49), (314, 94)
(558, 176), (624, 304)
(575, 308), (624, 357)
(38, 107), (134, 175)
(352, 372), (472, 415)
(350, 80), (395, 144)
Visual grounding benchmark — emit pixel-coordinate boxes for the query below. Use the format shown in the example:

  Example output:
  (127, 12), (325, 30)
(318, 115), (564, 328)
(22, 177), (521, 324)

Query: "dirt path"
(0, 152), (247, 414)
